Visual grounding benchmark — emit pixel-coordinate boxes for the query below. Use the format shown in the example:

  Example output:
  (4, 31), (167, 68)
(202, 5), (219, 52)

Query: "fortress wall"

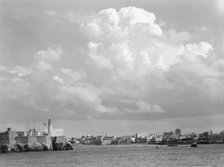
(16, 136), (29, 144)
(15, 136), (51, 145)
(8, 131), (16, 146)
(28, 136), (38, 144)
(37, 136), (51, 144)
(0, 132), (9, 145)
(0, 131), (16, 146)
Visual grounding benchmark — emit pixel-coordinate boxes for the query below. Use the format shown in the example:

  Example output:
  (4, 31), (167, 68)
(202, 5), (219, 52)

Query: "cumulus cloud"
(185, 42), (213, 59)
(0, 6), (222, 128)
(136, 100), (165, 113)
(80, 7), (162, 42)
(196, 26), (208, 32)
(36, 60), (53, 71)
(34, 46), (62, 63)
(56, 83), (113, 113)
(53, 75), (65, 84)
(34, 47), (62, 71)
(88, 42), (114, 69)
(77, 6), (221, 120)
(53, 68), (86, 84)
(61, 68), (85, 82)
(217, 0), (224, 14)
(80, 6), (213, 79)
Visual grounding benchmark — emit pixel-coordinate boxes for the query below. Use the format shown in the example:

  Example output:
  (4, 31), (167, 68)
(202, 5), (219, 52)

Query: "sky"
(0, 0), (224, 137)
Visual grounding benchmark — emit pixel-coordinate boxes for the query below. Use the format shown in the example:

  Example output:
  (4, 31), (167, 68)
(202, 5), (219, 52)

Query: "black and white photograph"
(0, 0), (224, 166)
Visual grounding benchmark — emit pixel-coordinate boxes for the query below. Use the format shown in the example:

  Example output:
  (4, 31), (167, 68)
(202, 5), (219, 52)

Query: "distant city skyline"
(0, 0), (224, 137)
(2, 120), (224, 138)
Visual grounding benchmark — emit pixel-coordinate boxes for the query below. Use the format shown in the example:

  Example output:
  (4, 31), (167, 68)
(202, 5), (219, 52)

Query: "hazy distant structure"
(163, 131), (174, 138)
(175, 129), (181, 137)
(210, 130), (213, 136)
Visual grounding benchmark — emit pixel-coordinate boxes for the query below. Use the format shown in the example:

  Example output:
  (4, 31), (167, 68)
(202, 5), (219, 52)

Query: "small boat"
(190, 142), (198, 147)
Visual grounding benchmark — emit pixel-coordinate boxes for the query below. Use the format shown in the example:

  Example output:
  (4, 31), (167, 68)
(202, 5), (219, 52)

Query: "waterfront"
(1, 144), (224, 167)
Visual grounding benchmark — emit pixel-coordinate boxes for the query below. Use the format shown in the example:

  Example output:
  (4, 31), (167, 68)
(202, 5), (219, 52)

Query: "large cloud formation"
(81, 7), (212, 75)
(79, 7), (221, 119)
(0, 6), (223, 132)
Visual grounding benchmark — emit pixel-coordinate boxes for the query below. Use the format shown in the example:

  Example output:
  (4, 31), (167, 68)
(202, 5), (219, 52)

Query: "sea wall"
(15, 136), (29, 144)
(0, 135), (73, 153)
(51, 136), (73, 151)
(0, 143), (52, 153)
(15, 135), (51, 145)
(0, 133), (10, 145)
(37, 136), (51, 144)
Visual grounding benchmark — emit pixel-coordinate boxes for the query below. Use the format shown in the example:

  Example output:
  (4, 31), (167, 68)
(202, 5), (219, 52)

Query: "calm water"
(1, 144), (224, 167)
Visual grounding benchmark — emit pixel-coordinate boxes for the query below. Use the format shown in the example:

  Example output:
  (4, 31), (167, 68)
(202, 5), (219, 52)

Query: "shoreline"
(0, 142), (73, 153)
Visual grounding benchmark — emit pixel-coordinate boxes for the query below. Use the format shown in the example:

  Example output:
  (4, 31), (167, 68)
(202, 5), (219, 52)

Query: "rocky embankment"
(52, 142), (73, 151)
(0, 142), (73, 153)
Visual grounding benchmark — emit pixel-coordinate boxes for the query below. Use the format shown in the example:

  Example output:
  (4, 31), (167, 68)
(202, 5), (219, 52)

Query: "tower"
(175, 128), (181, 137)
(48, 119), (52, 136)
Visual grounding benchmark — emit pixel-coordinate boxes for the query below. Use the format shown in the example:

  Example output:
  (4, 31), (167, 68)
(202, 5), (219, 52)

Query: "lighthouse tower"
(48, 118), (52, 136)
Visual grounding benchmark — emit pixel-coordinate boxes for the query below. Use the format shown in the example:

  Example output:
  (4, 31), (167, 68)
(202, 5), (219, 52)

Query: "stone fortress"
(0, 119), (72, 153)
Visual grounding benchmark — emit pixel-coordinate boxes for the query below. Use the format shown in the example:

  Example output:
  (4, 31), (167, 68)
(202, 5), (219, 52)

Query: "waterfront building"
(117, 135), (136, 144)
(210, 134), (224, 143)
(163, 131), (174, 138)
(199, 131), (209, 138)
(147, 134), (156, 143)
(210, 130), (213, 136)
(175, 129), (181, 138)
(190, 132), (197, 138)
(147, 134), (163, 144)
(180, 136), (194, 144)
(220, 130), (224, 136)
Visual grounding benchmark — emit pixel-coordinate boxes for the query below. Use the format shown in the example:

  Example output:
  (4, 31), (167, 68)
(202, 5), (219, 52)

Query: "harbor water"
(1, 144), (224, 167)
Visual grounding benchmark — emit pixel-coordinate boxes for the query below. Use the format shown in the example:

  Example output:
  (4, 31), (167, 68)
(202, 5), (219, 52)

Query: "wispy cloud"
(45, 11), (56, 16)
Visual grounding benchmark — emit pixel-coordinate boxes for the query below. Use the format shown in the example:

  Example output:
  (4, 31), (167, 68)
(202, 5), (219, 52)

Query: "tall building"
(175, 129), (181, 137)
(210, 130), (213, 136)
(163, 131), (174, 138)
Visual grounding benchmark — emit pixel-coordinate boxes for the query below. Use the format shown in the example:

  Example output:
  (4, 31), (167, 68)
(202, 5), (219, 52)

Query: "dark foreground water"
(1, 144), (224, 167)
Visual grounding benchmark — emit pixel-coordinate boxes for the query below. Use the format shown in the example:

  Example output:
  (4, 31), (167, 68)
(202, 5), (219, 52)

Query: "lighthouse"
(48, 119), (52, 136)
